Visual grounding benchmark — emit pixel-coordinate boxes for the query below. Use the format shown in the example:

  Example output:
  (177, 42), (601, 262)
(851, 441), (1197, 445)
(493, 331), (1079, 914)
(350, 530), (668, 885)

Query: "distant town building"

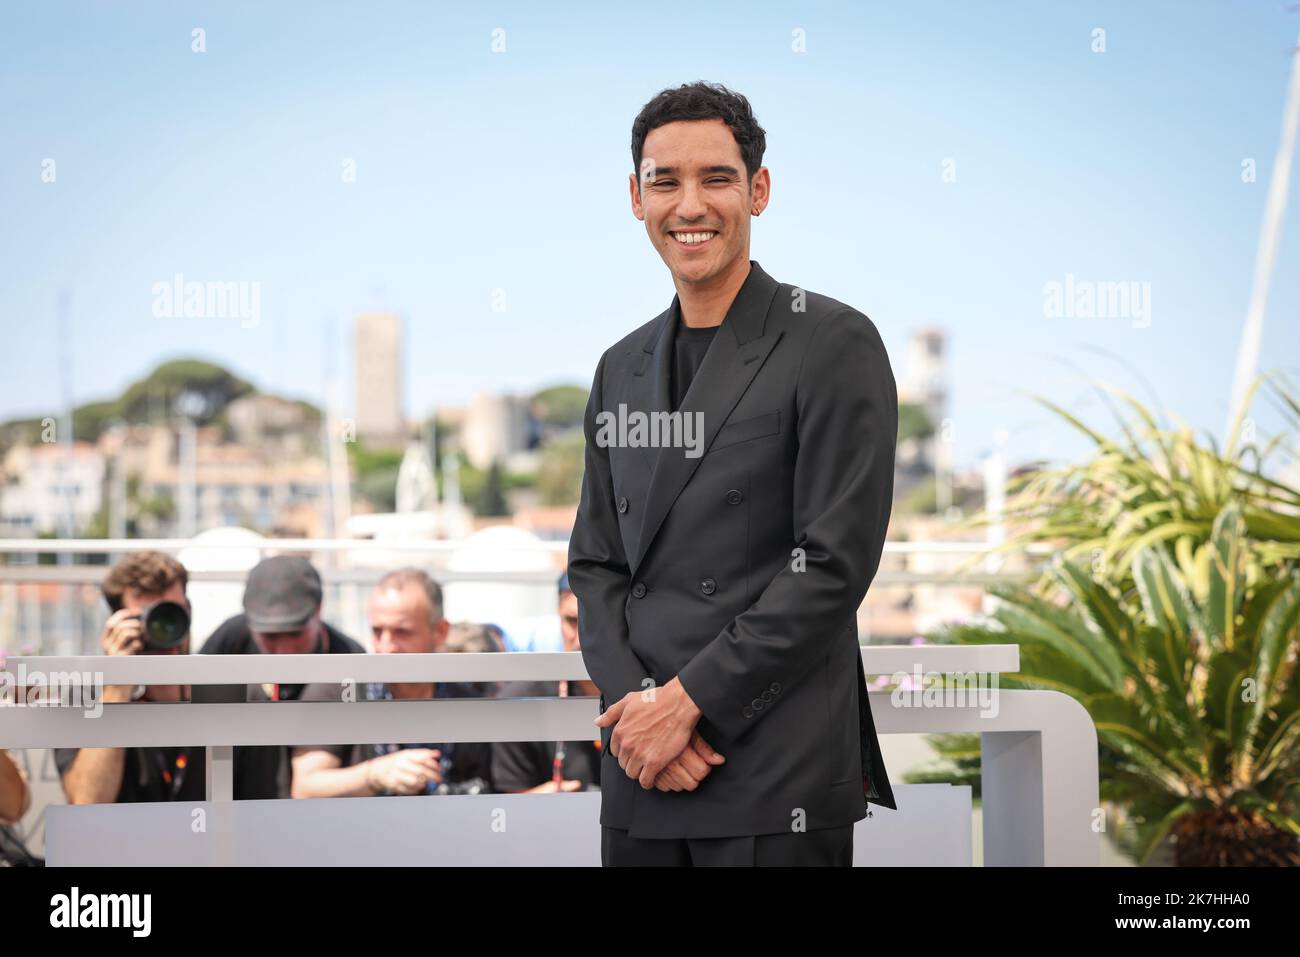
(894, 326), (950, 490)
(0, 442), (105, 535)
(354, 311), (404, 446)
(462, 393), (532, 470)
(901, 325), (948, 440)
(128, 424), (331, 536)
(225, 393), (320, 456)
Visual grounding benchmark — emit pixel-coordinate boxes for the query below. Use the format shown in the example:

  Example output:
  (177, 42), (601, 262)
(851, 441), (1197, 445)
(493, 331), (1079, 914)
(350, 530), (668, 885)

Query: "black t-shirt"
(491, 680), (602, 793)
(671, 320), (720, 410)
(54, 745), (207, 804)
(200, 614), (364, 799)
(297, 680), (495, 794)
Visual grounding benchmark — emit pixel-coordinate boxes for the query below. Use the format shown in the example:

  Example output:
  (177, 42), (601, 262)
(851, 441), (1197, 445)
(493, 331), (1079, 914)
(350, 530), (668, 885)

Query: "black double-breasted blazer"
(567, 259), (898, 839)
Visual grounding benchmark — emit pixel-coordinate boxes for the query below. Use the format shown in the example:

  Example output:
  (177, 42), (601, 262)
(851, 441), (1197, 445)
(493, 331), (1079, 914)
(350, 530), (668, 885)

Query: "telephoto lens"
(139, 600), (191, 650)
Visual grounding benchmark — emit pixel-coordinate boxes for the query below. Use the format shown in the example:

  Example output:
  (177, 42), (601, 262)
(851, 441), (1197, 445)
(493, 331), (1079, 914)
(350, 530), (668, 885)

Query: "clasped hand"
(594, 678), (725, 791)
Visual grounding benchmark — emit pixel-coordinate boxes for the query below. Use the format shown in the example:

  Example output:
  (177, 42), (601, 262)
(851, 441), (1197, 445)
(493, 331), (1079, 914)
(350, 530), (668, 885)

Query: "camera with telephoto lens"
(130, 600), (191, 650)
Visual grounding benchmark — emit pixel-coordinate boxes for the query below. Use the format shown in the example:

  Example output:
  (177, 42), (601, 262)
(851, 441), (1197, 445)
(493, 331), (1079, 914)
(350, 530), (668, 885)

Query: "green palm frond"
(922, 372), (1300, 863)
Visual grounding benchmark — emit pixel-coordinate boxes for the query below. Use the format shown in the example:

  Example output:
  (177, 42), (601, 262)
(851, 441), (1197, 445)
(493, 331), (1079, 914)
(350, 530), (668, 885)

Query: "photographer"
(491, 573), (601, 794)
(201, 555), (363, 799)
(56, 551), (206, 804)
(291, 569), (494, 798)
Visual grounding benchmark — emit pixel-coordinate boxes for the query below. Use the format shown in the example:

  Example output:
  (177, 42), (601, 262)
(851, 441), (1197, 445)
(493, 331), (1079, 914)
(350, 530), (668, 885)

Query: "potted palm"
(925, 374), (1300, 865)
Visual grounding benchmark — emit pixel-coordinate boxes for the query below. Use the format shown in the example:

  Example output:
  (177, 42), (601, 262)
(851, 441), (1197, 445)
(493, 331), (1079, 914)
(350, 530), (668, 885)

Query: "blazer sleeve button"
(742, 707), (754, 719)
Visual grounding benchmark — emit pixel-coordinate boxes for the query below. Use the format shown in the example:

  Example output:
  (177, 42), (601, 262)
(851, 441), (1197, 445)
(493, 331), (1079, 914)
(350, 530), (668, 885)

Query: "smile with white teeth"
(672, 230), (717, 245)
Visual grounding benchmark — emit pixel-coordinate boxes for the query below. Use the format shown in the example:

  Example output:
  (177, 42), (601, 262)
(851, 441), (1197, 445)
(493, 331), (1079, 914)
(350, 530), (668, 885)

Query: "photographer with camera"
(291, 569), (494, 798)
(56, 551), (206, 804)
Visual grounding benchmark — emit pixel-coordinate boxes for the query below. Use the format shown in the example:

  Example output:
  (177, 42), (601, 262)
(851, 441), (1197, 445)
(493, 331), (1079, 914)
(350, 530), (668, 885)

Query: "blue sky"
(2, 1), (1298, 471)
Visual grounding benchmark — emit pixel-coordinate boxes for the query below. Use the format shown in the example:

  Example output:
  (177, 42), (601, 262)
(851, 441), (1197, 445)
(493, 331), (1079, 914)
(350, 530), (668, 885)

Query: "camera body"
(432, 777), (490, 796)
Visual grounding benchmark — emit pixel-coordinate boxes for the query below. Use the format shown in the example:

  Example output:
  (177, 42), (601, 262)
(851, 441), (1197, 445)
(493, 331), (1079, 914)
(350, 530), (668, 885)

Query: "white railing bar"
(0, 645), (1020, 684)
(0, 698), (603, 749)
(0, 538), (571, 554)
(0, 568), (1036, 586)
(2, 651), (589, 684)
(0, 538), (1055, 557)
(0, 567), (563, 585)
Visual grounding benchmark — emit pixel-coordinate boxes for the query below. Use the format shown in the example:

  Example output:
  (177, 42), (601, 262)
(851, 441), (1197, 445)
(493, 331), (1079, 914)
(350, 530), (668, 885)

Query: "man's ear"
(629, 172), (645, 220)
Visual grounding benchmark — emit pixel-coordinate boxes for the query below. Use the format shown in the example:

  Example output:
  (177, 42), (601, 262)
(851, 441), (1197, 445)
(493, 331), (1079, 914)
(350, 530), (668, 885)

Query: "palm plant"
(953, 373), (1300, 586)
(935, 502), (1299, 864)
(926, 372), (1300, 864)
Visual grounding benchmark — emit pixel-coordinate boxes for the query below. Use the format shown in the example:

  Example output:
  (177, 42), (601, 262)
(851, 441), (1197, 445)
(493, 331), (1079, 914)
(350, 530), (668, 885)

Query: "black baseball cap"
(243, 556), (323, 633)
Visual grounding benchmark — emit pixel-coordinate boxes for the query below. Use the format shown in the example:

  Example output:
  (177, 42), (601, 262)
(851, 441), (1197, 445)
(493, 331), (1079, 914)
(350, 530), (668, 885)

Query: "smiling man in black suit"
(567, 81), (898, 867)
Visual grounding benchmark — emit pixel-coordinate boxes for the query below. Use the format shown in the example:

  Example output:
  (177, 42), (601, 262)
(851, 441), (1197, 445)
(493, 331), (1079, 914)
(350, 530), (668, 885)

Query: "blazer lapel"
(628, 260), (784, 577)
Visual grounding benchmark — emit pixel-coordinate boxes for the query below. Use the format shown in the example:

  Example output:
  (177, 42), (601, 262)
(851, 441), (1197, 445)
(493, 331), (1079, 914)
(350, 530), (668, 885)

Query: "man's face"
(630, 118), (769, 287)
(251, 613), (322, 655)
(122, 583), (190, 657)
(369, 585), (446, 655)
(559, 590), (579, 653)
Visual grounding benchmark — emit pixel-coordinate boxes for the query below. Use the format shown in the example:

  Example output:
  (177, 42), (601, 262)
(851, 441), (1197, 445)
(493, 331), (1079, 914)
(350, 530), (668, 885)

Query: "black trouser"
(601, 823), (854, 866)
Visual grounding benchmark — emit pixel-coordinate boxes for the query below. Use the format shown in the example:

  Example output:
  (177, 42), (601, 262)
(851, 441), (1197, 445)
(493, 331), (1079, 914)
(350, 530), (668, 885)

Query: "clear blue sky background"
(2, 1), (1298, 470)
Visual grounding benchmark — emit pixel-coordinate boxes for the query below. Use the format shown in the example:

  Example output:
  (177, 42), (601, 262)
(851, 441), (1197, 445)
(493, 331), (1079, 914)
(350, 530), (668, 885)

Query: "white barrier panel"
(46, 785), (972, 866)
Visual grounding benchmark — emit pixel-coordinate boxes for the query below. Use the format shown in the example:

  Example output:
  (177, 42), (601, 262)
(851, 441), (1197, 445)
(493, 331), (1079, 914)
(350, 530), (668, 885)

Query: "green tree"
(898, 401), (934, 446)
(536, 431), (585, 505)
(476, 461), (509, 516)
(530, 385), (588, 429)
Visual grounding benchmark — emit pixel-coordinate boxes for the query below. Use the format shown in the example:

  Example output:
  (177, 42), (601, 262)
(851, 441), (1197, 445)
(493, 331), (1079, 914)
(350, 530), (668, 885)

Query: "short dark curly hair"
(631, 81), (767, 186)
(101, 550), (188, 612)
